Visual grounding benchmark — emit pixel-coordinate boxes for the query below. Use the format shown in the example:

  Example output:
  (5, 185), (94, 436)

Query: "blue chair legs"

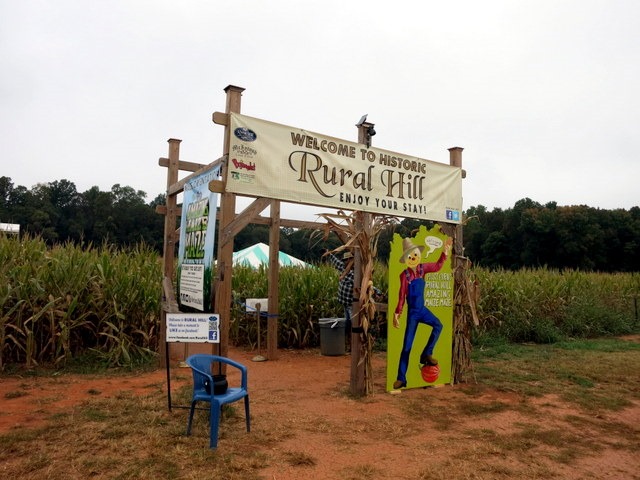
(186, 401), (197, 436)
(209, 401), (221, 448)
(186, 400), (250, 449)
(244, 396), (251, 433)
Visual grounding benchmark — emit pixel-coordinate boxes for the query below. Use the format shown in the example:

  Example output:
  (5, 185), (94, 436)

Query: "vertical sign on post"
(177, 166), (220, 311)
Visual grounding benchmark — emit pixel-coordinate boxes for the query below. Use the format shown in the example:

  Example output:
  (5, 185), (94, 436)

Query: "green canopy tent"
(232, 242), (312, 268)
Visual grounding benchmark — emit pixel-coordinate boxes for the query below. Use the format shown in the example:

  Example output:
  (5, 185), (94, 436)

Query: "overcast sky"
(1, 0), (638, 221)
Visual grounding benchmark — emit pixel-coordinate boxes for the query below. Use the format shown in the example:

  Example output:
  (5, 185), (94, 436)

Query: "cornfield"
(473, 267), (640, 343)
(0, 235), (161, 369)
(1, 235), (638, 370)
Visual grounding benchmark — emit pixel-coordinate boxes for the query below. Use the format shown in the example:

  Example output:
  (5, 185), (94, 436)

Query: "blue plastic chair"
(185, 354), (250, 448)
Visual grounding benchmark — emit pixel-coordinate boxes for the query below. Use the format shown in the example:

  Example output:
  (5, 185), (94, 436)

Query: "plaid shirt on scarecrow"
(327, 253), (355, 308)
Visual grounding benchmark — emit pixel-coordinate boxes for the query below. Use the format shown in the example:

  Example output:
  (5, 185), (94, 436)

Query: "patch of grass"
(23, 452), (51, 473)
(462, 423), (597, 468)
(472, 339), (640, 412)
(82, 407), (110, 422)
(456, 400), (512, 416)
(561, 389), (633, 412)
(418, 464), (515, 480)
(398, 398), (453, 432)
(36, 395), (65, 406)
(563, 414), (640, 446)
(0, 392), (267, 480)
(341, 463), (382, 479)
(305, 416), (334, 434)
(4, 390), (28, 399)
(359, 412), (421, 440)
(555, 337), (640, 353)
(118, 456), (181, 479)
(283, 450), (317, 466)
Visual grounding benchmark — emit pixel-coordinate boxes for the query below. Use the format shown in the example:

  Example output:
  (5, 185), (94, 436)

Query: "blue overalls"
(396, 264), (443, 384)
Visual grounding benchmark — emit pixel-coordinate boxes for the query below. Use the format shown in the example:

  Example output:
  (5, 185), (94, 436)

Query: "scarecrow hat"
(400, 238), (424, 263)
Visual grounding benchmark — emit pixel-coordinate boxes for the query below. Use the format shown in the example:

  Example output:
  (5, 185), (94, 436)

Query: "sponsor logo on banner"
(234, 127), (257, 142)
(231, 143), (257, 158)
(445, 209), (460, 222)
(230, 170), (256, 184)
(231, 158), (256, 171)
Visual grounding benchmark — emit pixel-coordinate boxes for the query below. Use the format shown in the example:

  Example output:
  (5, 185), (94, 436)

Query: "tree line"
(463, 198), (640, 272)
(0, 176), (165, 250)
(1, 177), (638, 272)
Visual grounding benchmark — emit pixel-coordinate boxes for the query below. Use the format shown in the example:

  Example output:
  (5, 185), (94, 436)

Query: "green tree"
(0, 176), (14, 221)
(80, 186), (116, 244)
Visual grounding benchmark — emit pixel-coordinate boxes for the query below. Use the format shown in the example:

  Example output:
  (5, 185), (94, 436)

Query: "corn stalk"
(314, 210), (397, 395)
(451, 255), (479, 383)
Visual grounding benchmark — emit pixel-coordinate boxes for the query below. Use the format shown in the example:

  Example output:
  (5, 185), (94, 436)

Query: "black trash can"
(318, 318), (346, 356)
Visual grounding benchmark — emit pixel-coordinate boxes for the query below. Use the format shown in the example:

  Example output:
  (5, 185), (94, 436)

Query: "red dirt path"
(1, 346), (639, 479)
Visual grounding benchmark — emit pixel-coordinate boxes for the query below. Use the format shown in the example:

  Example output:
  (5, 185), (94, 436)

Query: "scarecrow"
(392, 236), (452, 389)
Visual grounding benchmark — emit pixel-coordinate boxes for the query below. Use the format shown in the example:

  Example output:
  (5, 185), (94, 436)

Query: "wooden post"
(214, 85), (244, 361)
(350, 213), (365, 395)
(267, 199), (280, 359)
(349, 120), (375, 395)
(160, 139), (181, 367)
(447, 147), (464, 254)
(442, 147), (466, 382)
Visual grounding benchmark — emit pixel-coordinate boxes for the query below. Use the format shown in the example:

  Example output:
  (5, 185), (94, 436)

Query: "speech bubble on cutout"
(425, 236), (443, 255)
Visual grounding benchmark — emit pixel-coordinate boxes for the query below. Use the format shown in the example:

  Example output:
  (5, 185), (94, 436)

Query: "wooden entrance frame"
(158, 84), (465, 395)
(158, 86), (325, 365)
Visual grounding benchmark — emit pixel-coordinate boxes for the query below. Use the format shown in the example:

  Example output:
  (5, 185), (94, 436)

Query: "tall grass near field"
(0, 235), (161, 369)
(474, 267), (639, 343)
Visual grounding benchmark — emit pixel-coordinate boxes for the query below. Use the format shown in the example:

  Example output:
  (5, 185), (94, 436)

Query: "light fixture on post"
(356, 114), (376, 148)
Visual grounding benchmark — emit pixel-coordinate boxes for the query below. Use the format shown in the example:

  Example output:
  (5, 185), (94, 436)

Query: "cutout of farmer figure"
(392, 235), (453, 389)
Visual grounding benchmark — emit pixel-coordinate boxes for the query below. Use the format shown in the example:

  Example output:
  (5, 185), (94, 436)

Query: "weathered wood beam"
(218, 197), (272, 248)
(166, 156), (225, 196)
(249, 215), (325, 230)
(158, 157), (205, 173)
(212, 111), (229, 126)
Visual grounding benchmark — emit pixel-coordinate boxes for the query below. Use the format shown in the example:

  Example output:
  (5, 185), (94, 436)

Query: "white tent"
(232, 243), (312, 268)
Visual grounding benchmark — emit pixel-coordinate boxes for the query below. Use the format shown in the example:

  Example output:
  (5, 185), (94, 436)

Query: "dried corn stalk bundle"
(451, 253), (479, 383)
(314, 210), (397, 395)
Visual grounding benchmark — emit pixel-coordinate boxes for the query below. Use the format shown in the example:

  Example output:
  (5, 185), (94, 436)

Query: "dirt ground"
(1, 346), (639, 480)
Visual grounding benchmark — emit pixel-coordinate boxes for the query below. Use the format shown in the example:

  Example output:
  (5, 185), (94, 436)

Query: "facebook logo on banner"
(446, 209), (460, 221)
(208, 316), (219, 342)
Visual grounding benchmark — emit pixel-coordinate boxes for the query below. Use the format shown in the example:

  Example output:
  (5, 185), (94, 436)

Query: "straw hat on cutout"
(399, 238), (424, 263)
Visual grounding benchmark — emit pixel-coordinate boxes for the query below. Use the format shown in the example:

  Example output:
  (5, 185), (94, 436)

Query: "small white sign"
(246, 298), (268, 312)
(166, 313), (220, 343)
(179, 264), (205, 310)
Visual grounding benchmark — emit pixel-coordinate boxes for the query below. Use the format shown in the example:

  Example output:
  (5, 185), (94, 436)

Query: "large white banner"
(228, 113), (462, 223)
